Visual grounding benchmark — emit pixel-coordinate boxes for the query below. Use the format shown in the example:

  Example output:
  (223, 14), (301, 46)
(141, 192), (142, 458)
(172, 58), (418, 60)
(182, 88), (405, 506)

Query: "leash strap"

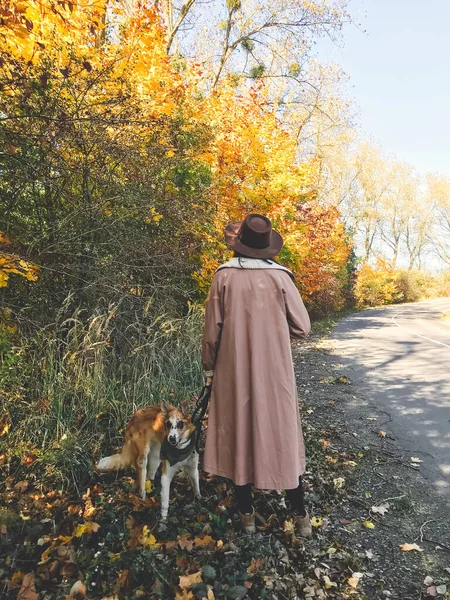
(192, 384), (211, 453)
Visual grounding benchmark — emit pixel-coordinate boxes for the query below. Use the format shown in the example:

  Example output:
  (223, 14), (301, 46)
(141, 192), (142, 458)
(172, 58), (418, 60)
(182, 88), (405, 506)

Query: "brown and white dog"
(97, 402), (200, 521)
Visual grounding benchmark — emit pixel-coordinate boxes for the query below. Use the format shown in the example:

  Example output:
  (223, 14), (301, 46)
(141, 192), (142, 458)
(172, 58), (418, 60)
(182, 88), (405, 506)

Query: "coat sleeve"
(282, 276), (311, 338)
(201, 274), (224, 375)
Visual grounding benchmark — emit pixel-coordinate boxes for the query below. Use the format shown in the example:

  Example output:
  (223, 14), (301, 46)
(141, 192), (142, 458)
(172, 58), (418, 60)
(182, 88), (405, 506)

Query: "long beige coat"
(201, 260), (311, 490)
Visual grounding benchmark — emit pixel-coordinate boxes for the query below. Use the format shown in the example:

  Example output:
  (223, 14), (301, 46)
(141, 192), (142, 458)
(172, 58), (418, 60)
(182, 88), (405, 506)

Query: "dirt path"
(332, 298), (450, 495)
(294, 325), (450, 600)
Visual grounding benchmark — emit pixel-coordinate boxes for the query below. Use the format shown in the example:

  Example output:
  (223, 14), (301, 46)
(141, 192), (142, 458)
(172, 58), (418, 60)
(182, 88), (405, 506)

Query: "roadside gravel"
(294, 331), (450, 600)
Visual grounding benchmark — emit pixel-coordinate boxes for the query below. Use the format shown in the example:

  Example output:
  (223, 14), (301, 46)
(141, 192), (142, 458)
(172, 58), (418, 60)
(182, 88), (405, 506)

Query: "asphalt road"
(331, 297), (450, 498)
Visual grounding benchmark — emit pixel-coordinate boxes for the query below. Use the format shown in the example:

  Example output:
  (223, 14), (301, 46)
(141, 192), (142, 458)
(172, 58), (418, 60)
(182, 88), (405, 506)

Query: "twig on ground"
(377, 411), (393, 427)
(384, 458), (422, 471)
(417, 519), (436, 543)
(348, 495), (371, 510)
(150, 561), (171, 587)
(421, 536), (450, 553)
(414, 520), (450, 552)
(380, 494), (406, 504)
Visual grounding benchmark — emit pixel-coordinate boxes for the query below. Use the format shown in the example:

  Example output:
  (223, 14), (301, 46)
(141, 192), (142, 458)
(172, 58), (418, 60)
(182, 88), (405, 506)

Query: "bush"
(354, 261), (402, 308)
(395, 269), (428, 302)
(354, 264), (450, 309)
(423, 270), (450, 299)
(395, 269), (450, 303)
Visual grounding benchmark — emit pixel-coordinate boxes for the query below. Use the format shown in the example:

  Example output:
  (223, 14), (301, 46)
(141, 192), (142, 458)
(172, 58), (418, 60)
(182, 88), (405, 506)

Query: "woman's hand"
(206, 376), (213, 387)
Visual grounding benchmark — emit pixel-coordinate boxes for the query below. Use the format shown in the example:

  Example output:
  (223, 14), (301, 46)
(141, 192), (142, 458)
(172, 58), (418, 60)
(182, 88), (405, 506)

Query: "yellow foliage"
(354, 260), (402, 308)
(73, 521), (100, 537)
(0, 233), (39, 287)
(0, 1), (351, 314)
(139, 525), (159, 548)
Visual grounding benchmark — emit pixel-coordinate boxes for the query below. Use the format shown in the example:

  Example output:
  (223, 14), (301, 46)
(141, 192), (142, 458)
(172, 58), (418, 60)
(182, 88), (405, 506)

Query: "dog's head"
(161, 401), (194, 447)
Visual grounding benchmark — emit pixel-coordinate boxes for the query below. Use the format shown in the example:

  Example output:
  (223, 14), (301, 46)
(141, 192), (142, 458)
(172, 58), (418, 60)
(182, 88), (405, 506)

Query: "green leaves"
(249, 65), (265, 79)
(227, 585), (248, 598)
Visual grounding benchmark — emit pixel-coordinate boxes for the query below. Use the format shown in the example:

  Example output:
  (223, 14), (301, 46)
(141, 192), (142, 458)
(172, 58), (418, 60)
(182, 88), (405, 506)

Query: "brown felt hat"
(224, 213), (283, 259)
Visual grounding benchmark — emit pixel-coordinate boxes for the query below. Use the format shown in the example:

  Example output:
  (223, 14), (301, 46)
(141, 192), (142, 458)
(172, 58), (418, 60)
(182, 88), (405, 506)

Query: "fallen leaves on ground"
(348, 572), (363, 589)
(179, 571), (203, 590)
(175, 591), (194, 600)
(178, 534), (195, 552)
(17, 573), (38, 600)
(400, 543), (424, 552)
(193, 535), (215, 548)
(73, 522), (100, 537)
(426, 584), (447, 596)
(139, 525), (159, 548)
(371, 504), (389, 516)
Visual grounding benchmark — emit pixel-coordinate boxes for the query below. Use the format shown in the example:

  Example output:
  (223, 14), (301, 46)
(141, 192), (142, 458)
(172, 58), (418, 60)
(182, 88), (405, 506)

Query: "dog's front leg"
(160, 461), (177, 521)
(186, 452), (201, 500)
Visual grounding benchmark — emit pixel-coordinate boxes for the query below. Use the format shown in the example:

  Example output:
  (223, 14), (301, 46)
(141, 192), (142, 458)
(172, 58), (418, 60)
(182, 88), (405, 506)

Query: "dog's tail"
(97, 443), (131, 472)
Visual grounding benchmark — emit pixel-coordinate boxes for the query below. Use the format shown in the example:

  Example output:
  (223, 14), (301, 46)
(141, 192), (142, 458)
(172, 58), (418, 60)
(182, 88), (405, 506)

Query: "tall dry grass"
(0, 298), (204, 490)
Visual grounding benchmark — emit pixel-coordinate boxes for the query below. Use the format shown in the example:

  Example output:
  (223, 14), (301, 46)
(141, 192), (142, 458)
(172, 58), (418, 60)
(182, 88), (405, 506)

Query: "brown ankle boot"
(238, 508), (256, 533)
(295, 512), (312, 537)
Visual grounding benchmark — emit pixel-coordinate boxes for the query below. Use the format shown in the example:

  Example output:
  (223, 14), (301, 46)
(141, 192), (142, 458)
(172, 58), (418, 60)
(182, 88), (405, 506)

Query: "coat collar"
(216, 257), (294, 278)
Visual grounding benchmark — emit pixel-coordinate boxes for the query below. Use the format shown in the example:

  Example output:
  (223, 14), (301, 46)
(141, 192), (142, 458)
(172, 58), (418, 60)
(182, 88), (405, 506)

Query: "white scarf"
(217, 257), (294, 277)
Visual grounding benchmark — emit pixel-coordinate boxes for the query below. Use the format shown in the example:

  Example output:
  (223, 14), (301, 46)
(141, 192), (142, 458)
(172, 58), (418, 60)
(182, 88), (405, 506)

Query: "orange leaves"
(177, 571), (216, 600)
(400, 543), (424, 552)
(176, 534), (218, 552)
(193, 535), (215, 548)
(177, 534), (195, 552)
(190, 79), (351, 309)
(175, 591), (195, 600)
(178, 571), (202, 590)
(0, 0), (108, 62)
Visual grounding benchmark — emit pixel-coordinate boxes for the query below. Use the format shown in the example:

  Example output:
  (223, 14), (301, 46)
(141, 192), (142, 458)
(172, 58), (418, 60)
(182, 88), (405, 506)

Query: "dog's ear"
(180, 399), (190, 416)
(160, 401), (169, 416)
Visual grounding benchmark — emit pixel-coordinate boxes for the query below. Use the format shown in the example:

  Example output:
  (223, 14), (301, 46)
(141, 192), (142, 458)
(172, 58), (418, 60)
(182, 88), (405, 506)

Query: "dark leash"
(192, 384), (212, 453)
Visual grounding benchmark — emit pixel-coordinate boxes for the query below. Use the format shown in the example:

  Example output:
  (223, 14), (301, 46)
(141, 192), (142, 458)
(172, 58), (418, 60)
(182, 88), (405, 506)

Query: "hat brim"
(224, 221), (283, 259)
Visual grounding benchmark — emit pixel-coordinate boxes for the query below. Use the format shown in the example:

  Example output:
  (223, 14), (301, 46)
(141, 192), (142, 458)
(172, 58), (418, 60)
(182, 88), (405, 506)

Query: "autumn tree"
(0, 1), (214, 322)
(428, 173), (450, 267)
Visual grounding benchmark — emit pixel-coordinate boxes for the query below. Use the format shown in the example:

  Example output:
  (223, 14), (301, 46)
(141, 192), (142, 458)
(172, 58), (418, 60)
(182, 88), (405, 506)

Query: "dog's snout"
(168, 434), (177, 445)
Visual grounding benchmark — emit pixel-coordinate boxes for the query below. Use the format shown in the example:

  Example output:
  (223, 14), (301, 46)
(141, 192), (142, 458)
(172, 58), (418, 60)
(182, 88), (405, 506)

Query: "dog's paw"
(194, 493), (202, 501)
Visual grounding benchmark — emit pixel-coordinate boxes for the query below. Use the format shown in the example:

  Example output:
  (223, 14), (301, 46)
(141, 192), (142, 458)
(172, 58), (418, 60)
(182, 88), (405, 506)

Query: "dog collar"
(160, 431), (197, 466)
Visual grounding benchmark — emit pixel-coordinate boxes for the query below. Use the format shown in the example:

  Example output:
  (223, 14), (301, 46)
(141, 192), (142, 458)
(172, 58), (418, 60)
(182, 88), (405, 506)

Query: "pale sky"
(316, 0), (450, 179)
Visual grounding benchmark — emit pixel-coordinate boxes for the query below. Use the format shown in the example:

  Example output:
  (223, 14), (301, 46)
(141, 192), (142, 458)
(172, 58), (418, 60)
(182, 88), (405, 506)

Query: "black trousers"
(234, 476), (306, 516)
